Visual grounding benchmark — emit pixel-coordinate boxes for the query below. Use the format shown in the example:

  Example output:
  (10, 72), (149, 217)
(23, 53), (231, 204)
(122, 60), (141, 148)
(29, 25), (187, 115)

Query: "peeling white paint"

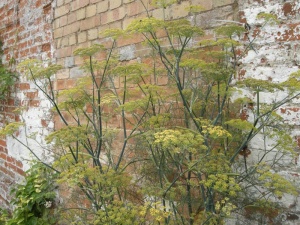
(238, 0), (300, 222)
(2, 0), (56, 173)
(119, 45), (136, 61)
(6, 80), (53, 170)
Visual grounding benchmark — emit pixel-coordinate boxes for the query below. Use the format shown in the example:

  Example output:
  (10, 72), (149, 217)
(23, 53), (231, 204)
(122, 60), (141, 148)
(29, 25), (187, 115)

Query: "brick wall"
(0, 0), (53, 209)
(234, 0), (300, 223)
(52, 0), (237, 88)
(51, 0), (300, 223)
(0, 0), (300, 222)
(238, 1), (300, 147)
(51, 0), (238, 132)
(0, 0), (237, 210)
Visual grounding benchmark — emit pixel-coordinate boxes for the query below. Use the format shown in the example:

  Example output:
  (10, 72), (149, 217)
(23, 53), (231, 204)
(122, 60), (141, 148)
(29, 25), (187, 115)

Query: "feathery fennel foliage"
(2, 1), (299, 224)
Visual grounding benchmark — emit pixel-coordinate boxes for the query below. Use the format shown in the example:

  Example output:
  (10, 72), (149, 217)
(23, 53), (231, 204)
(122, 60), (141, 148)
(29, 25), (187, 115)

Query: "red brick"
(25, 91), (38, 99)
(34, 17), (43, 27)
(42, 43), (51, 52)
(18, 41), (28, 49)
(43, 3), (52, 15)
(7, 98), (14, 105)
(29, 46), (38, 54)
(239, 69), (246, 78)
(19, 49), (30, 58)
(15, 115), (21, 122)
(41, 119), (49, 127)
(16, 160), (23, 169)
(29, 100), (41, 107)
(7, 38), (15, 46)
(16, 167), (25, 176)
(3, 104), (14, 113)
(56, 79), (66, 90)
(66, 79), (76, 88)
(276, 23), (300, 41)
(282, 3), (296, 16)
(18, 83), (30, 90)
(0, 166), (14, 178)
(0, 139), (7, 147)
(0, 153), (6, 160)
(0, 146), (7, 153)
(8, 163), (17, 171)
(7, 156), (15, 164)
(239, 11), (246, 23)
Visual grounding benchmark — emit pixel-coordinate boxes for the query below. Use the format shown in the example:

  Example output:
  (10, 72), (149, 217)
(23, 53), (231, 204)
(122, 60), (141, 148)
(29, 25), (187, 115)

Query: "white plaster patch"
(278, 107), (300, 126)
(238, 1), (300, 221)
(6, 79), (53, 170)
(119, 45), (136, 61)
(242, 3), (281, 25)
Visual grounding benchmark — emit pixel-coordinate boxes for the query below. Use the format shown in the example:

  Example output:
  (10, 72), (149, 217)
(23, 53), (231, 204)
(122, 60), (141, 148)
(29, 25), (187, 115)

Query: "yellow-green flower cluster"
(57, 164), (131, 200)
(126, 17), (164, 34)
(257, 164), (297, 197)
(100, 93), (117, 106)
(146, 113), (171, 128)
(74, 44), (104, 57)
(94, 201), (143, 225)
(202, 174), (241, 197)
(140, 201), (171, 222)
(102, 28), (126, 40)
(46, 126), (92, 146)
(202, 125), (232, 139)
(200, 153), (232, 174)
(215, 197), (237, 216)
(58, 87), (90, 110)
(0, 122), (24, 137)
(154, 129), (206, 153)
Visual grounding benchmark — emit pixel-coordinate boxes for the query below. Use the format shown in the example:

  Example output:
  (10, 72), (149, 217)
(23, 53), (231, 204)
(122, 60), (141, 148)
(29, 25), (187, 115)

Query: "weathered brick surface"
(0, 0), (243, 211)
(1, 0), (299, 222)
(97, 0), (109, 13)
(0, 0), (53, 209)
(110, 0), (122, 10)
(236, 0), (300, 222)
(52, 0), (237, 63)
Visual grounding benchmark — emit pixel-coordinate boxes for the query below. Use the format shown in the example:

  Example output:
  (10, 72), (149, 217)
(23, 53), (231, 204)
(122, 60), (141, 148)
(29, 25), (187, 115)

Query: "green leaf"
(257, 13), (279, 24)
(238, 78), (284, 92)
(102, 28), (127, 40)
(0, 122), (24, 137)
(215, 38), (241, 47)
(281, 70), (300, 92)
(112, 63), (151, 83)
(151, 0), (177, 8)
(126, 17), (164, 33)
(33, 64), (63, 79)
(225, 119), (255, 131)
(180, 59), (206, 69)
(165, 19), (204, 38)
(74, 44), (104, 57)
(46, 126), (93, 146)
(215, 25), (246, 37)
(0, 67), (16, 99)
